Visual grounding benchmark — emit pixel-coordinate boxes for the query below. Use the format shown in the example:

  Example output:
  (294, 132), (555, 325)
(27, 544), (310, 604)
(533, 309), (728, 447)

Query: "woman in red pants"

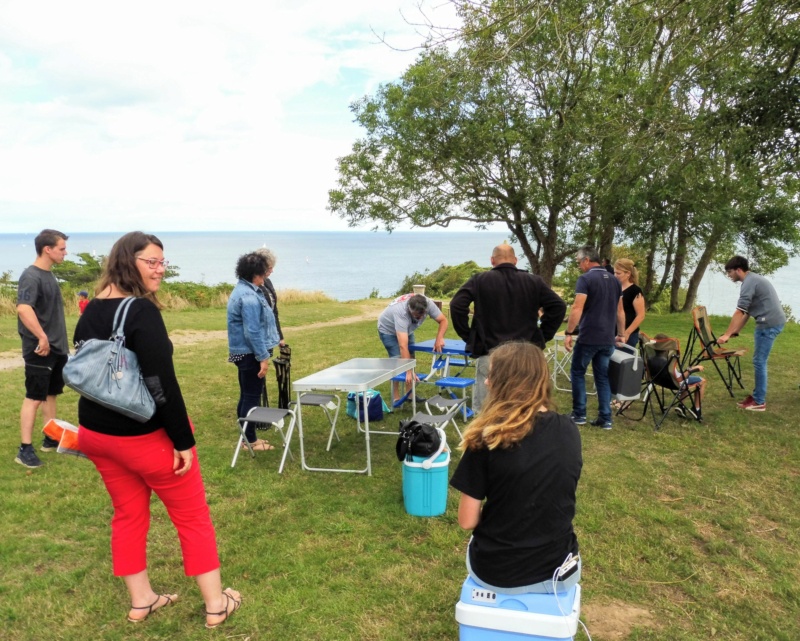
(75, 231), (240, 628)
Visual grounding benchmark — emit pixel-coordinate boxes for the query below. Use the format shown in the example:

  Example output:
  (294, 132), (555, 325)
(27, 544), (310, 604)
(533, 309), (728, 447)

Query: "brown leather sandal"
(205, 588), (241, 629)
(127, 594), (176, 623)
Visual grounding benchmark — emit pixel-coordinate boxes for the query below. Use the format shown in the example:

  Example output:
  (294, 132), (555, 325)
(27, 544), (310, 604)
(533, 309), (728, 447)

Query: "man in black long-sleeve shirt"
(450, 244), (566, 411)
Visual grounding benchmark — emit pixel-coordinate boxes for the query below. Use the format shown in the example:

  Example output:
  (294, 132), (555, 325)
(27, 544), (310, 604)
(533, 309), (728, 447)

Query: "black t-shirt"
(450, 411), (582, 588)
(73, 297), (195, 451)
(621, 284), (644, 331)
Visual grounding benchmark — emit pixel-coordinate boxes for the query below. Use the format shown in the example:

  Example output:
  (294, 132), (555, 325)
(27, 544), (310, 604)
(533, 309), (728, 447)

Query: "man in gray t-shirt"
(377, 293), (447, 404)
(718, 255), (786, 411)
(14, 229), (69, 469)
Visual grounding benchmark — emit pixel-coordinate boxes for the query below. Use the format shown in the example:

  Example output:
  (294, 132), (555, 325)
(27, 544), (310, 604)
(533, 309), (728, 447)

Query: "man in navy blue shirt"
(563, 247), (625, 430)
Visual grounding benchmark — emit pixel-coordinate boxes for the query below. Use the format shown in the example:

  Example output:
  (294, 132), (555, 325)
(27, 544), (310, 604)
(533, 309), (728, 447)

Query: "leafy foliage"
(52, 252), (103, 286)
(330, 0), (800, 310)
(395, 261), (487, 299)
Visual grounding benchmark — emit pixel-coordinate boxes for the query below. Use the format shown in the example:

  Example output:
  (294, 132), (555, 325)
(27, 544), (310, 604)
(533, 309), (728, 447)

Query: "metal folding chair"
(231, 406), (296, 473)
(408, 404), (466, 440)
(289, 393), (341, 451)
(424, 395), (468, 439)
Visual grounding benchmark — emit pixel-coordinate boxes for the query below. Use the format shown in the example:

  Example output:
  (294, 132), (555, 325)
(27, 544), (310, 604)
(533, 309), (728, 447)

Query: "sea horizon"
(2, 230), (797, 317)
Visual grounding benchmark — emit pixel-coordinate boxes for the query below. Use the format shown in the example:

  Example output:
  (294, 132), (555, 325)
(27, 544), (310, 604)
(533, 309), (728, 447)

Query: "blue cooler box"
(455, 576), (580, 641)
(402, 447), (450, 517)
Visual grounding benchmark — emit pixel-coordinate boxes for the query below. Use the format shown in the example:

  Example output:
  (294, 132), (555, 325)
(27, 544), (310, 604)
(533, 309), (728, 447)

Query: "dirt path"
(0, 301), (389, 372)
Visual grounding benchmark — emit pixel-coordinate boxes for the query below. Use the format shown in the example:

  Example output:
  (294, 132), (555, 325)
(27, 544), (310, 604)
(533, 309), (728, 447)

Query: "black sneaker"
(41, 435), (60, 452)
(569, 413), (587, 426)
(590, 418), (612, 430)
(15, 445), (43, 469)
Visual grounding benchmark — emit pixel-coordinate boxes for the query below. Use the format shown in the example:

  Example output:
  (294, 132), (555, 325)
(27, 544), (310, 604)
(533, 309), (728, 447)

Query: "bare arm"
(17, 304), (50, 355)
(563, 294), (586, 352)
(458, 493), (482, 530)
(433, 314), (448, 352)
(397, 332), (420, 385)
(616, 298), (627, 339)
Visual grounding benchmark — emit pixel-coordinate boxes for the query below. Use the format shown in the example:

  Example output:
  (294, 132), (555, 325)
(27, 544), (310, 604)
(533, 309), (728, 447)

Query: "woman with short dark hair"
(227, 252), (280, 450)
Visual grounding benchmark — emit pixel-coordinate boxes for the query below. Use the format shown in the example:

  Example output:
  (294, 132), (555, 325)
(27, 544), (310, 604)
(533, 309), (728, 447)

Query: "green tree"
(52, 252), (103, 286)
(330, 0), (800, 299)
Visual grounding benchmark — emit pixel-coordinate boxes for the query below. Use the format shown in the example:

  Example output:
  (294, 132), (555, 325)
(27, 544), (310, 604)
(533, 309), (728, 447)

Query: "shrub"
(395, 261), (487, 299)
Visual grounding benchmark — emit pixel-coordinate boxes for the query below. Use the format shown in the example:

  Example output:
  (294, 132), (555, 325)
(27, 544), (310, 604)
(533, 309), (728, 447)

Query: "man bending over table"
(377, 294), (447, 405)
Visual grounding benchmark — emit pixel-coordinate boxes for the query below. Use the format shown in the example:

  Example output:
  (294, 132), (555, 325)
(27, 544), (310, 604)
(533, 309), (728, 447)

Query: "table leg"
(362, 391), (371, 476)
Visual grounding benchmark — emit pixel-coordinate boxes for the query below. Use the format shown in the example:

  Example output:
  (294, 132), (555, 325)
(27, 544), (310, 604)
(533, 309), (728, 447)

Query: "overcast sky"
(0, 0), (473, 234)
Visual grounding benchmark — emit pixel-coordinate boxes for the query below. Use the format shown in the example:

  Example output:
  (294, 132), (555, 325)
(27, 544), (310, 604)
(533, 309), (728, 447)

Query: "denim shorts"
(378, 331), (414, 358)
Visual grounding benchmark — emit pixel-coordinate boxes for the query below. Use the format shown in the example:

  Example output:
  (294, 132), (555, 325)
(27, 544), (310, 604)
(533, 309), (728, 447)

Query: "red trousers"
(79, 427), (220, 577)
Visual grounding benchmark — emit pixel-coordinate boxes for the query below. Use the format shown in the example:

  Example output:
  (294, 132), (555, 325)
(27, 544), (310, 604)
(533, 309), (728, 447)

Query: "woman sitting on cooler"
(450, 341), (583, 593)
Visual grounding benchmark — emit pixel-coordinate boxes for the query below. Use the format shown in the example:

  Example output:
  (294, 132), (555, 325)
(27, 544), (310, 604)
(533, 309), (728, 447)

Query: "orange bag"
(42, 419), (86, 458)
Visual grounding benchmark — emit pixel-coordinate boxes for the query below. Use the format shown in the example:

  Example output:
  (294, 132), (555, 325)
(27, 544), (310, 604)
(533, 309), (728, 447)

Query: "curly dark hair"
(235, 252), (268, 282)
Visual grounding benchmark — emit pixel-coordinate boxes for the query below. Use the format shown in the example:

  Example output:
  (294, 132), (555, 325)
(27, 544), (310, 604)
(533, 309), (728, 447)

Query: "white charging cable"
(551, 554), (593, 641)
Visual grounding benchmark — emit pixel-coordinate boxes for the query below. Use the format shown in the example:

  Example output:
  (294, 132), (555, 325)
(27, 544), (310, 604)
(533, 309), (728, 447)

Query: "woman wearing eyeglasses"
(226, 252), (280, 450)
(74, 231), (241, 629)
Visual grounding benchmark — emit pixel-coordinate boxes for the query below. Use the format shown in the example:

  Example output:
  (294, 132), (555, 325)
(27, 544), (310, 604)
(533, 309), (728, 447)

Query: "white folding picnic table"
(292, 358), (416, 476)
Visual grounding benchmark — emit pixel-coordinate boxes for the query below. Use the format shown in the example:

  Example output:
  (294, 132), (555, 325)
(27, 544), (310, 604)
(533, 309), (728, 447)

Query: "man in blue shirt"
(718, 255), (785, 411)
(563, 247), (625, 430)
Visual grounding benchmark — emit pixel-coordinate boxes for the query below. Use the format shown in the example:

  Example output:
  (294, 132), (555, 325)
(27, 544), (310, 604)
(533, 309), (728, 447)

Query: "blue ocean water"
(2, 230), (797, 315)
(0, 231), (510, 301)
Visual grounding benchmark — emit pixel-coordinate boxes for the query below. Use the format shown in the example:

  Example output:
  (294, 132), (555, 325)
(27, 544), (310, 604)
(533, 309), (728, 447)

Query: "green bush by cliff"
(395, 261), (487, 299)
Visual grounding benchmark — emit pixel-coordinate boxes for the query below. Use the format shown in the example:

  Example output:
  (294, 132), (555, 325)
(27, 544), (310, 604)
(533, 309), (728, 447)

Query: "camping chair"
(636, 334), (703, 431)
(685, 306), (746, 397)
(408, 404), (467, 441)
(289, 393), (341, 451)
(231, 406), (296, 473)
(424, 395), (469, 439)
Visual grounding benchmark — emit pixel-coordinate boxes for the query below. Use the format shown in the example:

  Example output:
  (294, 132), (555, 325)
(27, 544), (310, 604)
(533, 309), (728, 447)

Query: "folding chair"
(289, 393), (341, 451)
(424, 395), (468, 439)
(408, 404), (466, 440)
(231, 406), (296, 473)
(638, 334), (703, 431)
(686, 306), (746, 397)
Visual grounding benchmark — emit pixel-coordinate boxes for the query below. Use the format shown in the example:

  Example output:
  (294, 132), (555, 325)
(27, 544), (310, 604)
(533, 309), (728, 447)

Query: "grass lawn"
(0, 302), (798, 640)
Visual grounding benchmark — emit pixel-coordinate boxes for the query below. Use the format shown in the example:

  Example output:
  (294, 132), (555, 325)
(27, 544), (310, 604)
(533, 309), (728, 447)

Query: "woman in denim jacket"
(227, 252), (280, 450)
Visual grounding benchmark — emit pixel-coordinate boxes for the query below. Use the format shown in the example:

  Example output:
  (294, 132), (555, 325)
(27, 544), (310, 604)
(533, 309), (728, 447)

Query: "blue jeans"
(752, 325), (783, 404)
(466, 542), (582, 595)
(571, 342), (614, 422)
(235, 354), (264, 442)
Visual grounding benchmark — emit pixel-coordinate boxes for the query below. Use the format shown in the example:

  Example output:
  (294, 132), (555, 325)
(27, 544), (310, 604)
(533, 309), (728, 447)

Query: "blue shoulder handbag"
(63, 297), (156, 423)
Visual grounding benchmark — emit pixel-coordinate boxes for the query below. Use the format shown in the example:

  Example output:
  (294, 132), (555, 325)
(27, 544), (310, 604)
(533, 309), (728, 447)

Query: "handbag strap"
(111, 297), (137, 339)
